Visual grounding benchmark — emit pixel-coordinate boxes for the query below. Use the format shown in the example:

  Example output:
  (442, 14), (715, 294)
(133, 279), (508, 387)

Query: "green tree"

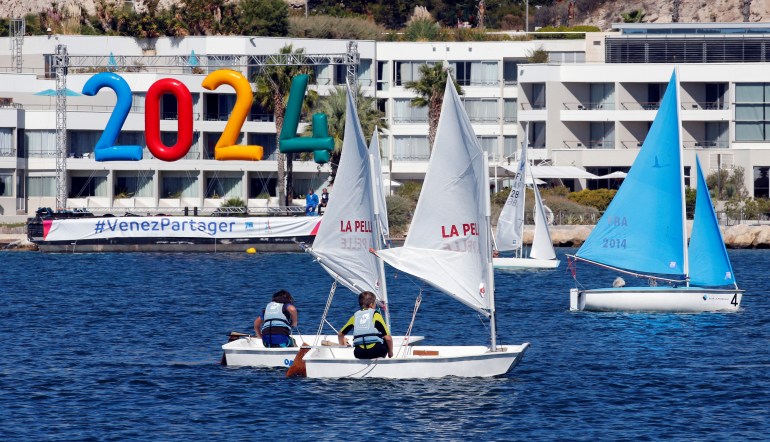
(404, 63), (463, 152)
(253, 45), (315, 205)
(620, 9), (646, 23)
(236, 0), (289, 36)
(307, 85), (387, 185)
(707, 167), (748, 201)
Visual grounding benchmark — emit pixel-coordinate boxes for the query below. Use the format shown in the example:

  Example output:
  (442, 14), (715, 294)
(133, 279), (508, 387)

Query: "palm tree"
(253, 45), (315, 206)
(404, 63), (463, 153)
(307, 85), (386, 185)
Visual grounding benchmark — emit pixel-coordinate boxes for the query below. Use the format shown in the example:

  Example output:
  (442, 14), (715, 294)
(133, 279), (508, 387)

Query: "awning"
(500, 165), (599, 179)
(596, 171), (628, 179)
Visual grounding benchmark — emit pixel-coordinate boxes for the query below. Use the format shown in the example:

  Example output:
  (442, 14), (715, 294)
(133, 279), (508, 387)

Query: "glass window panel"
(504, 99), (517, 122)
(0, 173), (12, 196)
(735, 122), (765, 141)
(27, 176), (56, 197)
(736, 84), (765, 102)
(735, 104), (767, 121)
(25, 130), (57, 157)
(393, 136), (429, 161)
(503, 136), (518, 158)
(162, 174), (198, 198)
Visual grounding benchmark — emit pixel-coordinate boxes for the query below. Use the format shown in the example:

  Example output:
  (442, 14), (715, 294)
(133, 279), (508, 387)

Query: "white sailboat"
(493, 137), (560, 270)
(222, 89), (422, 368)
(568, 70), (743, 312)
(302, 77), (529, 379)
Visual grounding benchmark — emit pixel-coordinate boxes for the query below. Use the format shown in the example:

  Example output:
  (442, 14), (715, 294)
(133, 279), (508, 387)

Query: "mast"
(519, 123), (529, 259)
(369, 151), (391, 330)
(675, 67), (689, 286)
(484, 155), (497, 350)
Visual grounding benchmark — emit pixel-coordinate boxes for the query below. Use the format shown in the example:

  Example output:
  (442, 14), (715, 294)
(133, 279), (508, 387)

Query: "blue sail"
(688, 158), (736, 287)
(576, 71), (686, 277)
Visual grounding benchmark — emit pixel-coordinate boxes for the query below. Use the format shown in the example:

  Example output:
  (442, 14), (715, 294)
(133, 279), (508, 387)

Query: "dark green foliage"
(236, 0), (289, 37)
(289, 16), (385, 40)
(567, 188), (618, 211)
(386, 194), (416, 235)
(706, 167), (748, 201)
(526, 47), (549, 63)
(535, 25), (600, 39)
(221, 197), (247, 208)
(620, 9), (646, 23)
(395, 181), (423, 203)
(685, 187), (696, 219)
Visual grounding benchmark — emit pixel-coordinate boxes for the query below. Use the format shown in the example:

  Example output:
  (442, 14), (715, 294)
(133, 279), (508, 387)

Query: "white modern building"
(3, 22), (770, 223)
(0, 34), (585, 221)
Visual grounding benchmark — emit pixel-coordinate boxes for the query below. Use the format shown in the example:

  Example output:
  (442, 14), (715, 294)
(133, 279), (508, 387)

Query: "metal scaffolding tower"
(53, 42), (359, 209)
(55, 44), (69, 210)
(10, 18), (25, 73)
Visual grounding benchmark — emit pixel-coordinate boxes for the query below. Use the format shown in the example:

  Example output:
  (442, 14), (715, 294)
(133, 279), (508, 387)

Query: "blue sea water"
(1, 248), (768, 440)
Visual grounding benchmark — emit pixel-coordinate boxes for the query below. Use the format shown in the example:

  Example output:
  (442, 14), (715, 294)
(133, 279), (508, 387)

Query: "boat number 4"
(602, 238), (627, 249)
(731, 294), (738, 306)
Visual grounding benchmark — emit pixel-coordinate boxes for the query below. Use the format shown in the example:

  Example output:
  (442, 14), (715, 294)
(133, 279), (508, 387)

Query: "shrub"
(386, 194), (415, 235)
(288, 16), (385, 40)
(567, 188), (617, 211)
(395, 181), (422, 203)
(221, 197), (246, 208)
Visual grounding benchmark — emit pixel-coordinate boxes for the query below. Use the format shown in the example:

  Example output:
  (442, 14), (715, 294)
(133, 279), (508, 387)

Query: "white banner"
(43, 216), (322, 241)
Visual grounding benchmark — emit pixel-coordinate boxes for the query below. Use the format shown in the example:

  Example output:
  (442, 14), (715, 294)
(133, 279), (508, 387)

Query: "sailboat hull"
(569, 287), (743, 313)
(494, 257), (560, 270)
(222, 334), (424, 368)
(303, 343), (529, 379)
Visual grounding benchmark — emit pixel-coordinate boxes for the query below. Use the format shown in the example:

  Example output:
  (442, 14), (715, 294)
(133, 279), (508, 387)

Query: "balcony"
(683, 140), (729, 149)
(563, 140), (615, 149)
(681, 101), (729, 110)
(621, 102), (660, 110)
(620, 140), (644, 149)
(563, 102), (612, 110)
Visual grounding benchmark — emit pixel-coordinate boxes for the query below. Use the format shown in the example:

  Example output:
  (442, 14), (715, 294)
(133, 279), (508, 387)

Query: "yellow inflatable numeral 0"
(201, 70), (264, 161)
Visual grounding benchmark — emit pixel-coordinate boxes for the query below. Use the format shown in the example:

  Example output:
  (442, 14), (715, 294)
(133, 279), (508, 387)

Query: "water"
(1, 249), (768, 440)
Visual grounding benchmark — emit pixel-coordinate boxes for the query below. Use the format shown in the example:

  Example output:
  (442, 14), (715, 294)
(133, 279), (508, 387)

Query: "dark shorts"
(354, 342), (388, 359)
(262, 334), (295, 348)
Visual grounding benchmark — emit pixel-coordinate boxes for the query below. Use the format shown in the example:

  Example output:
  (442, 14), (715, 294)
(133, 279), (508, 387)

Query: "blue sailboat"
(568, 70), (742, 312)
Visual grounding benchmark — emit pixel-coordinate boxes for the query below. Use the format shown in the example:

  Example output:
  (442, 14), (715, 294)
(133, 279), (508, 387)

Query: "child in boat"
(254, 290), (298, 348)
(338, 291), (393, 359)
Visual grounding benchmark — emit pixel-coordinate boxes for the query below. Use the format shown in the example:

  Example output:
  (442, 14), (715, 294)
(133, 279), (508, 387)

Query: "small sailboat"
(494, 136), (560, 270)
(568, 70), (742, 313)
(222, 89), (421, 368)
(302, 77), (529, 379)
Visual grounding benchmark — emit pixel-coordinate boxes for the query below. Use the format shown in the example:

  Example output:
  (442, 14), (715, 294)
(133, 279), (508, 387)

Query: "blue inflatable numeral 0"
(81, 72), (143, 161)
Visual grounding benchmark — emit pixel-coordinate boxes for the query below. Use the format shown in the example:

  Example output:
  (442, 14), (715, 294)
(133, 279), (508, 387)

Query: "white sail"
(378, 77), (493, 315)
(495, 143), (527, 253)
(529, 166), (557, 260)
(309, 87), (382, 298)
(369, 130), (390, 244)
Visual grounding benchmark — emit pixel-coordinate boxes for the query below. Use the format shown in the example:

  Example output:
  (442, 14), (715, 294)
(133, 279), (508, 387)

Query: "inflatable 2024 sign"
(81, 71), (334, 164)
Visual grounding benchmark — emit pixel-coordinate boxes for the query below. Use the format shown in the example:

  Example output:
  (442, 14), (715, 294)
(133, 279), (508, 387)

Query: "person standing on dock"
(318, 188), (329, 215)
(338, 291), (393, 359)
(254, 290), (298, 348)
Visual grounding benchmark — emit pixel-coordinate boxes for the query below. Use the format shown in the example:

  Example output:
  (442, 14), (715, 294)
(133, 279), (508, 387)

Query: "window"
(736, 83), (770, 141)
(249, 174), (276, 198)
(161, 93), (178, 120)
(248, 133), (278, 160)
(548, 52), (586, 63)
(449, 61), (498, 86)
(27, 176), (56, 197)
(704, 122), (728, 148)
(25, 130), (57, 157)
(504, 99), (517, 122)
(394, 61), (434, 86)
(0, 173), (12, 196)
(69, 131), (99, 157)
(393, 136), (430, 161)
(477, 136), (498, 157)
(503, 60), (519, 85)
(754, 166), (769, 198)
(115, 174), (153, 198)
(377, 61), (390, 91)
(532, 83), (546, 109)
(530, 122), (546, 148)
(503, 136), (518, 158)
(162, 173), (198, 198)
(589, 83), (615, 110)
(647, 83), (667, 109)
(205, 94), (236, 121)
(207, 55), (238, 73)
(590, 122), (615, 149)
(314, 64), (333, 85)
(463, 99), (498, 123)
(70, 175), (108, 198)
(358, 59), (373, 86)
(0, 128), (13, 156)
(206, 175), (242, 199)
(393, 99), (428, 123)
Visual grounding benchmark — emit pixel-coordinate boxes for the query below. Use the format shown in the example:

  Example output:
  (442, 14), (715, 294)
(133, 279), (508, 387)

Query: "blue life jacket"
(352, 308), (384, 346)
(261, 302), (291, 333)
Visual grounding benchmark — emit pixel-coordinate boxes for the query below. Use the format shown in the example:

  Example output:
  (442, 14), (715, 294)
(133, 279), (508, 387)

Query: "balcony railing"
(563, 140), (615, 149)
(620, 140), (644, 149)
(683, 140), (729, 149)
(520, 103), (546, 110)
(621, 102), (661, 110)
(0, 148), (16, 157)
(392, 154), (430, 162)
(681, 101), (729, 110)
(393, 116), (429, 124)
(562, 102), (614, 110)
